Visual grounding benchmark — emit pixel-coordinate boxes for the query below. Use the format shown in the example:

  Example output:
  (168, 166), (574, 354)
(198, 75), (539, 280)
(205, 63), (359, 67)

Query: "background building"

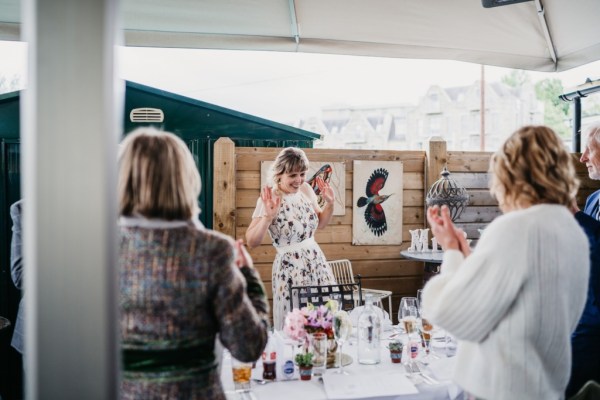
(303, 80), (543, 151)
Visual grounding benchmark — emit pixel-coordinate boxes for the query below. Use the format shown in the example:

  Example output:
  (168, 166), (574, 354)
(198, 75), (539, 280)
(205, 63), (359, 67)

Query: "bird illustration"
(307, 164), (333, 207)
(356, 168), (393, 236)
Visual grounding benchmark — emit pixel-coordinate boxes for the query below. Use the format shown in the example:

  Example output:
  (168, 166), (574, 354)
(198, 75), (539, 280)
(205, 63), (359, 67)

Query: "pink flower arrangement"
(284, 301), (337, 341)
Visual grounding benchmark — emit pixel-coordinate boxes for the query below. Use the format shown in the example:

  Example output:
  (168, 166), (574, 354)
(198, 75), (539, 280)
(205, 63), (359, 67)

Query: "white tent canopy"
(2, 1), (599, 398)
(2, 0), (600, 72)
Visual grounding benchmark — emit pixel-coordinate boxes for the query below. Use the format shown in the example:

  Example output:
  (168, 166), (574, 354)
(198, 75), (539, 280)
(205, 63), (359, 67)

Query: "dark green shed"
(0, 81), (318, 398)
(123, 81), (319, 229)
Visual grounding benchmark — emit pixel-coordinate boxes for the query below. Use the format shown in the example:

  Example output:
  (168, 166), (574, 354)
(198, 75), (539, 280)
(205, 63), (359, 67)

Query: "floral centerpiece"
(284, 300), (352, 367)
(283, 299), (338, 342)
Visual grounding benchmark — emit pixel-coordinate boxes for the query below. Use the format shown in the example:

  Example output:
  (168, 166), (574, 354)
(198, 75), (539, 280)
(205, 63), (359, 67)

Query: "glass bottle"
(357, 294), (381, 365)
(262, 332), (277, 380)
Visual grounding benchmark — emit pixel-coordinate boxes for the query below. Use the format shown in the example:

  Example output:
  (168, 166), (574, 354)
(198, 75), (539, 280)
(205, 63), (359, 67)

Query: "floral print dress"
(253, 190), (336, 330)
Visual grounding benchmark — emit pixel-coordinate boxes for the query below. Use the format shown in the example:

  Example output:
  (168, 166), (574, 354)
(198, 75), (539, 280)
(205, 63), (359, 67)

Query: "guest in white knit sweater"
(423, 125), (590, 400)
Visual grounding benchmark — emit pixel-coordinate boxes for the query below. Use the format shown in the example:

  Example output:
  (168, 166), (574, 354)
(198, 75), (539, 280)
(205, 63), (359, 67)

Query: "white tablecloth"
(221, 336), (462, 400)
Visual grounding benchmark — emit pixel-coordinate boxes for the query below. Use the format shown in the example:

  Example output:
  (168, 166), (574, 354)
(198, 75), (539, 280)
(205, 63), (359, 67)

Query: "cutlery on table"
(405, 362), (440, 385)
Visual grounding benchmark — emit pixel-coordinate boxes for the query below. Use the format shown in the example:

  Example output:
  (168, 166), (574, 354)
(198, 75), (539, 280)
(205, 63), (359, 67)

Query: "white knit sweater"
(423, 204), (589, 400)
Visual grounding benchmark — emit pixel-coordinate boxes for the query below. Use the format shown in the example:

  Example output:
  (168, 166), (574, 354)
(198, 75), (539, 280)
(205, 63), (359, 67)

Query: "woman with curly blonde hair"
(422, 126), (590, 400)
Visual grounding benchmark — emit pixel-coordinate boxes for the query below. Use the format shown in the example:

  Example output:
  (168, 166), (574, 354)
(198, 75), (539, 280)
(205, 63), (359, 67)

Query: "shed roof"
(0, 81), (320, 144)
(124, 81), (320, 142)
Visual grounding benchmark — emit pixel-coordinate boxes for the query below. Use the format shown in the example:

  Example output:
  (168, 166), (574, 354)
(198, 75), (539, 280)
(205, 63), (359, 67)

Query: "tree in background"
(535, 78), (570, 138)
(501, 70), (531, 88)
(583, 93), (600, 119)
(502, 70), (570, 139)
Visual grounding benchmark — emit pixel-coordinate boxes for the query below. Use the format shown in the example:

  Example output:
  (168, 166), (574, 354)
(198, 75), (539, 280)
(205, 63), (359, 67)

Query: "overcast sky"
(3, 40), (600, 124)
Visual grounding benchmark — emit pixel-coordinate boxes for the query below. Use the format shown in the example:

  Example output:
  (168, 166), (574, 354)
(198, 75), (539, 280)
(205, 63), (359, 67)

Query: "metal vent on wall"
(130, 108), (164, 123)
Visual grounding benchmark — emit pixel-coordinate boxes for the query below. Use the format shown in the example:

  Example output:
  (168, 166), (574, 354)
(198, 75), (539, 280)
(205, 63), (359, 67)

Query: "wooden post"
(424, 137), (447, 281)
(213, 137), (236, 237)
(426, 137), (447, 191)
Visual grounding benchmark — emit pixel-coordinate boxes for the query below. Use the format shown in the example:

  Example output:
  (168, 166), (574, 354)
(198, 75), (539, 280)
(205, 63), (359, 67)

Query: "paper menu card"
(323, 370), (418, 399)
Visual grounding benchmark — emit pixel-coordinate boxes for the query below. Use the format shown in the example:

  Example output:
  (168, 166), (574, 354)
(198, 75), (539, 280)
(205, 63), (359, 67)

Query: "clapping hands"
(316, 176), (335, 204)
(234, 239), (253, 269)
(261, 186), (281, 219)
(426, 205), (471, 257)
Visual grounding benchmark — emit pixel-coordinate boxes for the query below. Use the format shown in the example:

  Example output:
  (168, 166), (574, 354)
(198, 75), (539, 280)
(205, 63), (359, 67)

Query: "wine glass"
(331, 294), (351, 375)
(399, 297), (418, 336)
(400, 297), (419, 367)
(418, 312), (434, 364)
(417, 289), (439, 362)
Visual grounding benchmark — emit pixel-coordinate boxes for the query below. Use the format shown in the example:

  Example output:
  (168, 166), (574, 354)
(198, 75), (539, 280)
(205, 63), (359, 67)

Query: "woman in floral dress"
(246, 147), (337, 330)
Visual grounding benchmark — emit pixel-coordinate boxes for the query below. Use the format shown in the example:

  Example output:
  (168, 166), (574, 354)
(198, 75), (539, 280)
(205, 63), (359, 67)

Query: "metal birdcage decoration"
(426, 167), (469, 222)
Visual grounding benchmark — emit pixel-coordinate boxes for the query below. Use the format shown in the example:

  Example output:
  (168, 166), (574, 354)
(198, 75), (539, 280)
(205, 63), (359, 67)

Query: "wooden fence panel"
(213, 140), (600, 324)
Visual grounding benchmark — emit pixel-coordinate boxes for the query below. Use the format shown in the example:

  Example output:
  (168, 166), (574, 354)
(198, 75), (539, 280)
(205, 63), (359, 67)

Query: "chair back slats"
(328, 259), (355, 285)
(288, 277), (362, 312)
(327, 258), (394, 315)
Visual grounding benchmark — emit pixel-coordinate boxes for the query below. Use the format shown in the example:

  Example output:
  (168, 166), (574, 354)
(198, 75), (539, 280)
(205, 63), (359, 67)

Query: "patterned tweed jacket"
(119, 217), (269, 400)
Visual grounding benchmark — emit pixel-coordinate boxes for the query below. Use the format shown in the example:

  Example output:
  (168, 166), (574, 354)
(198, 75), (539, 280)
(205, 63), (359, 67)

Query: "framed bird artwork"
(260, 160), (346, 215)
(352, 160), (403, 245)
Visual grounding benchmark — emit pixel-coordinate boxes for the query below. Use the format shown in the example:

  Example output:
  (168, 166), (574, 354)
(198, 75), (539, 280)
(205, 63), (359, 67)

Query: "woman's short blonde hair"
(269, 147), (309, 185)
(490, 125), (578, 210)
(118, 127), (201, 220)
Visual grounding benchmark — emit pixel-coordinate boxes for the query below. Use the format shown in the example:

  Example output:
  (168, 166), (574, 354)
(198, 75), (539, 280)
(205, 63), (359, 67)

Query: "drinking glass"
(231, 357), (252, 392)
(417, 289), (441, 361)
(399, 297), (418, 336)
(417, 289), (423, 310)
(310, 332), (327, 376)
(331, 293), (351, 375)
(418, 313), (434, 364)
(445, 334), (458, 357)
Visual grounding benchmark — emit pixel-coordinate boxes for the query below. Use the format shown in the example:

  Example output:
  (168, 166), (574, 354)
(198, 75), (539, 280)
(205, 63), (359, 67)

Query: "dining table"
(221, 330), (462, 400)
(400, 250), (444, 284)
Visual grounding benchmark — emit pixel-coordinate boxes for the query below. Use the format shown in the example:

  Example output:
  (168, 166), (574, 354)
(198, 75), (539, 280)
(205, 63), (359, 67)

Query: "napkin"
(427, 357), (455, 381)
(323, 369), (418, 399)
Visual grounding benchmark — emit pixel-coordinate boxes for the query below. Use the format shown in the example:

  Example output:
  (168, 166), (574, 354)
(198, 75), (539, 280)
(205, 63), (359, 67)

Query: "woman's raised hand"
(234, 239), (253, 269)
(261, 186), (281, 219)
(427, 205), (461, 252)
(316, 176), (335, 204)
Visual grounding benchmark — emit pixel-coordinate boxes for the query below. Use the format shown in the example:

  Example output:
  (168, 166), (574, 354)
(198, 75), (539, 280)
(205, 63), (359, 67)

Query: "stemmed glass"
(399, 297), (418, 336)
(417, 289), (437, 363)
(330, 293), (351, 375)
(399, 297), (419, 365)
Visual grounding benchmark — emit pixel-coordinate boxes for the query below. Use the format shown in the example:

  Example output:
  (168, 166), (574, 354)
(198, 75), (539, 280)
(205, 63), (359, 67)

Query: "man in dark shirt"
(568, 123), (600, 397)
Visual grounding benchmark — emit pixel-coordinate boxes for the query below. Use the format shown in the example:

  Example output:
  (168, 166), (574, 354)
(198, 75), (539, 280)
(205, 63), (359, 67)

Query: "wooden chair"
(327, 259), (393, 315)
(288, 277), (362, 312)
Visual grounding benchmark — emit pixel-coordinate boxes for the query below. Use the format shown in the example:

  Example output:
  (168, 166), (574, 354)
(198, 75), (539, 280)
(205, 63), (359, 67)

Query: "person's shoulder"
(488, 204), (567, 232)
(588, 189), (600, 201)
(189, 224), (235, 250)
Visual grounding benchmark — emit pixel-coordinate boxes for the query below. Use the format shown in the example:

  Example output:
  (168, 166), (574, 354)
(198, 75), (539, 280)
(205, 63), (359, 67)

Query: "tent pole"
(573, 98), (581, 152)
(535, 0), (558, 68)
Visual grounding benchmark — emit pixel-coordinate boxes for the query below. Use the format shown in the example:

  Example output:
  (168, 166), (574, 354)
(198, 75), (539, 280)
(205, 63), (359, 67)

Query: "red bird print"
(356, 168), (393, 236)
(307, 164), (333, 207)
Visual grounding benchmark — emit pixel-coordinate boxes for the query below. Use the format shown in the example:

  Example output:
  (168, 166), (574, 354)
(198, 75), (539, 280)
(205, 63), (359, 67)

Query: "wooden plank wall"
(445, 149), (595, 242)
(213, 137), (599, 324)
(215, 140), (428, 323)
(427, 137), (500, 244)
